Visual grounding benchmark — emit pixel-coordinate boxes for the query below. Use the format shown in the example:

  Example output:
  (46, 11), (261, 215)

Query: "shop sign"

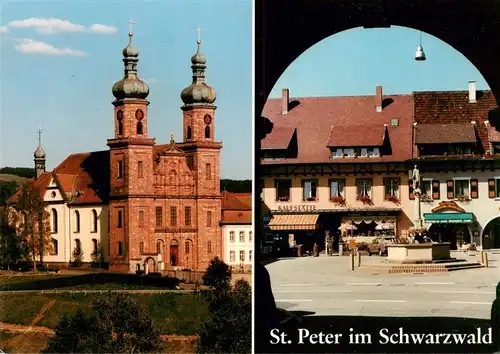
(277, 205), (317, 212)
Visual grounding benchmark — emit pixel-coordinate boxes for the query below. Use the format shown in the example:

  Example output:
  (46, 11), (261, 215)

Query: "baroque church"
(10, 30), (223, 272)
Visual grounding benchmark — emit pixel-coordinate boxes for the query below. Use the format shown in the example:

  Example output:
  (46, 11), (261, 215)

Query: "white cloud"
(88, 24), (117, 34)
(145, 78), (162, 84)
(0, 26), (8, 33)
(15, 38), (87, 56)
(8, 18), (85, 34)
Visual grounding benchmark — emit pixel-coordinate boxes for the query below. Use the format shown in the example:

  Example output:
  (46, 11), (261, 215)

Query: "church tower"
(107, 26), (155, 272)
(179, 35), (223, 268)
(34, 128), (46, 179)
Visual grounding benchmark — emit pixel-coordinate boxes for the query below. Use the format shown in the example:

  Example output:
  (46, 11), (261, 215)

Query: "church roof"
(221, 191), (252, 225)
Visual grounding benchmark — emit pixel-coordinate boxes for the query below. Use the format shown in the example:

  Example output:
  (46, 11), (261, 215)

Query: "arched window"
(139, 241), (144, 254)
(117, 110), (124, 136)
(117, 241), (123, 256)
(75, 239), (82, 253)
(136, 264), (140, 271)
(92, 239), (98, 254)
(50, 238), (58, 255)
(186, 126), (192, 140)
(91, 209), (98, 233)
(205, 125), (210, 139)
(136, 121), (143, 135)
(185, 241), (190, 254)
(74, 210), (80, 233)
(207, 240), (212, 253)
(51, 209), (58, 233)
(156, 241), (161, 254)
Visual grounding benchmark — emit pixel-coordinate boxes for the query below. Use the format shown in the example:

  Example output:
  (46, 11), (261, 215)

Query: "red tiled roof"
(414, 123), (477, 144)
(487, 125), (500, 142)
(261, 127), (296, 150)
(327, 125), (386, 147)
(221, 191), (252, 224)
(261, 94), (414, 164)
(413, 90), (496, 151)
(7, 172), (51, 204)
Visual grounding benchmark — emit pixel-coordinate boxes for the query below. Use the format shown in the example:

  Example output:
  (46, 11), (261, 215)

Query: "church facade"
(10, 31), (224, 273)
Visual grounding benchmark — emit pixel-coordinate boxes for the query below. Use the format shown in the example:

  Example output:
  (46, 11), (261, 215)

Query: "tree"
(44, 294), (162, 353)
(202, 257), (232, 290)
(0, 181), (18, 205)
(71, 241), (84, 267)
(10, 183), (51, 269)
(197, 279), (251, 353)
(0, 207), (25, 269)
(90, 241), (104, 268)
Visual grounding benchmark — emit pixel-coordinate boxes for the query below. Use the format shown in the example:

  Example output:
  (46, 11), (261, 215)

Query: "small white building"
(220, 191), (252, 270)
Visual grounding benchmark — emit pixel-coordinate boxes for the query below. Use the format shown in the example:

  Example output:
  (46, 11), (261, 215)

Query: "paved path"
(266, 251), (500, 320)
(0, 289), (195, 295)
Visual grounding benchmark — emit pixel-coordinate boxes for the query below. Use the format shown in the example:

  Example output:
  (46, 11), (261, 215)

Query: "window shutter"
(408, 180), (415, 200)
(470, 179), (478, 199)
(488, 179), (496, 199)
(446, 180), (454, 200)
(432, 180), (440, 200)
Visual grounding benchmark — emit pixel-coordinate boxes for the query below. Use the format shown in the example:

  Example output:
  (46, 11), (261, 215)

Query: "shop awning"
(423, 213), (474, 224)
(268, 213), (319, 231)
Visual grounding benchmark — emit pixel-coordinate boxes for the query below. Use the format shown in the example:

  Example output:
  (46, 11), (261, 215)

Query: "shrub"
(135, 270), (145, 275)
(203, 257), (231, 290)
(147, 272), (162, 277)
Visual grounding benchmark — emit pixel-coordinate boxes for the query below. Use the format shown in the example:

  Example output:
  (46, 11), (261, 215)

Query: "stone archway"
(481, 216), (500, 249)
(144, 257), (155, 274)
(256, 0), (500, 120)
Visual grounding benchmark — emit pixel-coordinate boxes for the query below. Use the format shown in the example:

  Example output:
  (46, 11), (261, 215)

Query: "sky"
(0, 0), (252, 180)
(269, 26), (490, 99)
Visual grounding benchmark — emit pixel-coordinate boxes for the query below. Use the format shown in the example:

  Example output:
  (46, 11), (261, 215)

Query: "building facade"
(260, 84), (500, 252)
(9, 31), (225, 272)
(220, 191), (252, 270)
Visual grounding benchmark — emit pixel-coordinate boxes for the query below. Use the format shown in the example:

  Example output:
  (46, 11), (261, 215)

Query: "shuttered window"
(446, 180), (454, 199)
(470, 179), (479, 199)
(432, 180), (440, 200)
(488, 179), (496, 198)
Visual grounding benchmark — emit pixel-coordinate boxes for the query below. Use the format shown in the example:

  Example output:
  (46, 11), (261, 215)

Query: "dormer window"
(368, 147), (379, 157)
(332, 148), (342, 158)
(331, 147), (380, 158)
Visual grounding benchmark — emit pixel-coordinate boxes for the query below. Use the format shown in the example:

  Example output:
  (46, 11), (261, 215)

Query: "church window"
(50, 238), (58, 255)
(155, 207), (163, 226)
(117, 210), (123, 228)
(230, 250), (235, 262)
(74, 210), (80, 233)
(117, 241), (123, 256)
(207, 240), (212, 253)
(91, 209), (98, 233)
(206, 211), (212, 227)
(186, 126), (192, 140)
(185, 241), (190, 254)
(75, 239), (82, 253)
(92, 239), (98, 254)
(170, 206), (177, 227)
(156, 241), (162, 254)
(139, 210), (145, 227)
(136, 121), (143, 135)
(51, 209), (58, 233)
(139, 241), (144, 254)
(239, 250), (245, 262)
(184, 206), (192, 226)
(206, 163), (211, 180)
(138, 161), (143, 178)
(205, 125), (211, 139)
(186, 155), (194, 170)
(117, 110), (124, 136)
(117, 161), (124, 179)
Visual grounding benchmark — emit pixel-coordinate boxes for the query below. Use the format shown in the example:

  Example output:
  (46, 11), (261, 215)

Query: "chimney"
(469, 80), (476, 103)
(375, 86), (383, 112)
(281, 88), (289, 115)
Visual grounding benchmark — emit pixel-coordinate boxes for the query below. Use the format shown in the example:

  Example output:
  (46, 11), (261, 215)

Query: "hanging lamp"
(415, 31), (426, 61)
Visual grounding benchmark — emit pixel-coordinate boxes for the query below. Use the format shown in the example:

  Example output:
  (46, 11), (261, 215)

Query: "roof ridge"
(267, 93), (412, 100)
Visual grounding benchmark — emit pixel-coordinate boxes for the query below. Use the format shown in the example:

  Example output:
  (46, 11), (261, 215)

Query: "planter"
(330, 196), (346, 206)
(357, 195), (373, 205)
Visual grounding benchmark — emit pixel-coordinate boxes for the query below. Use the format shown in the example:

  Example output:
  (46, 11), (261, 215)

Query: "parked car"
(368, 236), (396, 256)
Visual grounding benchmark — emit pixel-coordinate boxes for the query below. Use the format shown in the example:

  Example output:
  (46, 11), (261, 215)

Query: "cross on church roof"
(37, 127), (43, 144)
(195, 26), (203, 43)
(127, 18), (136, 35)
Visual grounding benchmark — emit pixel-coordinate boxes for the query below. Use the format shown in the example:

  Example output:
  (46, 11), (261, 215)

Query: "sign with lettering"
(277, 205), (317, 212)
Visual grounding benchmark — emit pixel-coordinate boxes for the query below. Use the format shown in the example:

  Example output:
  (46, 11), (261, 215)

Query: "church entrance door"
(170, 245), (179, 266)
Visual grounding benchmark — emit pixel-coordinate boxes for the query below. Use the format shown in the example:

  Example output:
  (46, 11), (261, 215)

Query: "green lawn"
(0, 274), (73, 286)
(0, 293), (211, 335)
